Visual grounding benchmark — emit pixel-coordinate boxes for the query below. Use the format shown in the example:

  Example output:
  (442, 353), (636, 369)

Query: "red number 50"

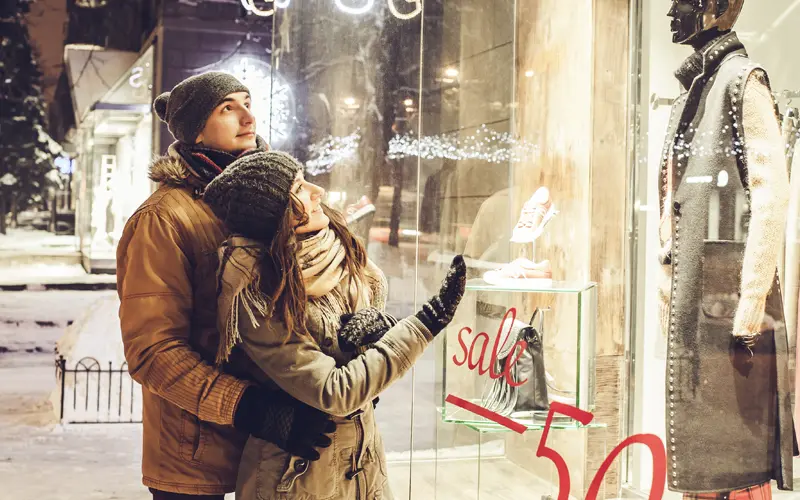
(537, 402), (667, 500)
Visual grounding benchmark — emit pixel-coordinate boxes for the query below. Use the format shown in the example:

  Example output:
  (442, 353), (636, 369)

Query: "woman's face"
(292, 172), (330, 234)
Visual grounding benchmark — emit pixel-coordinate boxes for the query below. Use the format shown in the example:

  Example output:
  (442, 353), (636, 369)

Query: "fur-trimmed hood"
(147, 143), (198, 189)
(148, 137), (270, 190)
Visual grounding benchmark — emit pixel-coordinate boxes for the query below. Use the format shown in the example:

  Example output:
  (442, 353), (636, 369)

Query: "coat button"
(673, 201), (681, 213)
(295, 459), (308, 473)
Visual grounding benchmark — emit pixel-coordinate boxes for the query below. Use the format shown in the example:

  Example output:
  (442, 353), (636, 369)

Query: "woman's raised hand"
(415, 255), (467, 336)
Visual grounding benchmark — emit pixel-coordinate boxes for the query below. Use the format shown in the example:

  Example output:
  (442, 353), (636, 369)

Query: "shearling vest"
(658, 31), (795, 493)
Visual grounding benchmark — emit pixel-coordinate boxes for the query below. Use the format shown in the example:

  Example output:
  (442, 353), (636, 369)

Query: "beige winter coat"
(216, 240), (433, 500)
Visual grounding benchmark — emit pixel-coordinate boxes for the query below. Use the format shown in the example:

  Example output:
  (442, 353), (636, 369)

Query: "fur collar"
(148, 136), (270, 191)
(147, 144), (199, 189)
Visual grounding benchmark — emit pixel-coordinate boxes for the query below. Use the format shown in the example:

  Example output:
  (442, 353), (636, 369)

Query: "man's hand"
(234, 386), (336, 461)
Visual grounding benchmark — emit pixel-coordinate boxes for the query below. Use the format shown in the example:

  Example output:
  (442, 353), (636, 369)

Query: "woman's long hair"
(259, 193), (370, 338)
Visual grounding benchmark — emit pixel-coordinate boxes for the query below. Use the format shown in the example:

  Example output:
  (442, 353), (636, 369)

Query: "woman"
(202, 151), (465, 500)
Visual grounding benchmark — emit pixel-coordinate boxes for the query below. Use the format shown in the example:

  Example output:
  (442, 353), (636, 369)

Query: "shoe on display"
(344, 195), (376, 224)
(483, 258), (553, 288)
(510, 187), (558, 243)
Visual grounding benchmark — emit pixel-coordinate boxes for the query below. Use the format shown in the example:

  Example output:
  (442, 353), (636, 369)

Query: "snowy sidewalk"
(0, 288), (151, 499)
(0, 228), (116, 289)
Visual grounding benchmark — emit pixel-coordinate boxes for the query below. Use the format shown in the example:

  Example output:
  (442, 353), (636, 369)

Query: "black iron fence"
(55, 355), (142, 424)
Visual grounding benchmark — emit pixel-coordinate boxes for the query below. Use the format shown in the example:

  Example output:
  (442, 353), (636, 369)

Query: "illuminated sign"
(241, 0), (421, 19)
(129, 67), (144, 89)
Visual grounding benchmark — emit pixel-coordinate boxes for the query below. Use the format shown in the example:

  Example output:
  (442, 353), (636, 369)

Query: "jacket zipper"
(354, 413), (364, 500)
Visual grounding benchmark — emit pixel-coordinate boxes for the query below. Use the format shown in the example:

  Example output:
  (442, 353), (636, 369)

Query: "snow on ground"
(0, 227), (115, 287)
(0, 289), (155, 499)
(0, 227), (78, 256)
(0, 290), (117, 357)
(0, 262), (118, 287)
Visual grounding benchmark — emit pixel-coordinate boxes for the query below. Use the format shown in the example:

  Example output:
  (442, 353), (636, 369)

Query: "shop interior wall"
(586, 0), (631, 493)
(509, 0), (633, 492)
(510, 0), (594, 492)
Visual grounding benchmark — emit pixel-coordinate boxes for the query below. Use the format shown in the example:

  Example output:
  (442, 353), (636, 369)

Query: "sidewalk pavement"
(0, 228), (116, 290)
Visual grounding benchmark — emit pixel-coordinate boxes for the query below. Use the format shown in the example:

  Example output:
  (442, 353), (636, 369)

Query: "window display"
(658, 2), (794, 492)
(442, 282), (597, 423)
(629, 0), (800, 497)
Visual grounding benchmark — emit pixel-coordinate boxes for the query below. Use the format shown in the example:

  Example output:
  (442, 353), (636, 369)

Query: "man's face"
(195, 91), (257, 154)
(668, 0), (705, 44)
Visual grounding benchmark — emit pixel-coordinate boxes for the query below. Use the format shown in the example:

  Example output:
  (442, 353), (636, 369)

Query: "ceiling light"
(444, 67), (459, 78)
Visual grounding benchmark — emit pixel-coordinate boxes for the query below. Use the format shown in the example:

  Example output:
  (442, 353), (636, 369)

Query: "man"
(117, 71), (334, 500)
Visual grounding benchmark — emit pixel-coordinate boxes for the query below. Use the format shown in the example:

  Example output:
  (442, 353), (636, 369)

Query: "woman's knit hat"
(203, 151), (303, 243)
(153, 71), (249, 144)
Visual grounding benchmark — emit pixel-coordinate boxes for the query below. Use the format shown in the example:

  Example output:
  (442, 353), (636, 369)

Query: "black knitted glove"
(415, 255), (467, 336)
(338, 308), (399, 352)
(234, 386), (336, 461)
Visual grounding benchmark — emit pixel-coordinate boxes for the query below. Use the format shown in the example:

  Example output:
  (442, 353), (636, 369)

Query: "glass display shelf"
(438, 401), (608, 433)
(466, 279), (597, 294)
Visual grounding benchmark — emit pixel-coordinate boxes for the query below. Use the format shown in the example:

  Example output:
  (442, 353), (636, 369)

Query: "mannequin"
(658, 1), (797, 496)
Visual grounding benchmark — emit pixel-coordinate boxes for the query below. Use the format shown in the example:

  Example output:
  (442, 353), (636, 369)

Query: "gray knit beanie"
(153, 71), (249, 144)
(203, 151), (303, 244)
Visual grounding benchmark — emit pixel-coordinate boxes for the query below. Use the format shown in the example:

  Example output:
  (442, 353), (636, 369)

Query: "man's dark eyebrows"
(217, 95), (250, 106)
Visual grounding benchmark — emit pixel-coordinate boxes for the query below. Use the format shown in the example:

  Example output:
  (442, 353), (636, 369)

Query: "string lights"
(305, 131), (361, 176)
(388, 124), (540, 164)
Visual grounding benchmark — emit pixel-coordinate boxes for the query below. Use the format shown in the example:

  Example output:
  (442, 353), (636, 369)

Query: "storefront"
(58, 0), (800, 495)
(258, 0), (629, 497)
(67, 44), (155, 272)
(246, 0), (800, 498)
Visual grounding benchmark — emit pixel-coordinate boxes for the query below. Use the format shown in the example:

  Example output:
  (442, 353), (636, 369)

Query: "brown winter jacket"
(117, 147), (251, 495)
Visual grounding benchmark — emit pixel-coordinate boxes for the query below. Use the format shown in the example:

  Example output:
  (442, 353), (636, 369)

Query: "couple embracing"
(117, 71), (466, 500)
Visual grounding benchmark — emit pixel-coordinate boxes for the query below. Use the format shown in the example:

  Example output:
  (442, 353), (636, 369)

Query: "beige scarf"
(298, 227), (371, 343)
(215, 227), (381, 364)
